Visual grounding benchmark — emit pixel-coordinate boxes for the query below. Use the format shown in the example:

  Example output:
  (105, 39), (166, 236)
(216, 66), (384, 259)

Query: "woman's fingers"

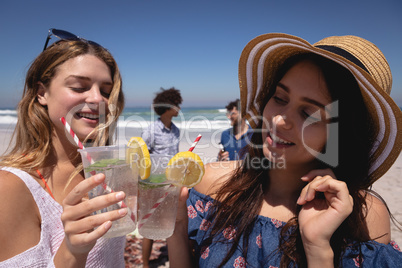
(61, 172), (129, 246)
(298, 173), (353, 213)
(298, 169), (337, 205)
(300, 168), (336, 182)
(298, 175), (327, 205)
(62, 190), (126, 222)
(60, 173), (134, 256)
(64, 208), (127, 235)
(63, 173), (106, 206)
(297, 170), (354, 251)
(62, 172), (127, 221)
(61, 191), (129, 253)
(313, 179), (353, 211)
(65, 221), (113, 252)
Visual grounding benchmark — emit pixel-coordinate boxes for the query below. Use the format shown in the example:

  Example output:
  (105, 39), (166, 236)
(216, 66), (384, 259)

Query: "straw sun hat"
(239, 33), (402, 184)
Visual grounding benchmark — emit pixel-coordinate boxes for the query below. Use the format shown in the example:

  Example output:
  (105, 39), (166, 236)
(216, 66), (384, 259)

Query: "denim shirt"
(220, 125), (253, 160)
(142, 118), (180, 155)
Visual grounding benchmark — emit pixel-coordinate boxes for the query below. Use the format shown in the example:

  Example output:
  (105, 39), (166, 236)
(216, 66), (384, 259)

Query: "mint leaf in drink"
(148, 174), (166, 183)
(91, 158), (126, 167)
(139, 175), (170, 189)
(85, 158), (126, 173)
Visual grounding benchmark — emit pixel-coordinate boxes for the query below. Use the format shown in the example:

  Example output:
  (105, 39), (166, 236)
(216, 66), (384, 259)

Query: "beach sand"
(0, 126), (401, 267)
(372, 153), (402, 246)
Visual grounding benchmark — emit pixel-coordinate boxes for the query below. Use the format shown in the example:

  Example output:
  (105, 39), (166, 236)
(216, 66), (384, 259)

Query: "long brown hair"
(0, 39), (124, 174)
(205, 53), (380, 267)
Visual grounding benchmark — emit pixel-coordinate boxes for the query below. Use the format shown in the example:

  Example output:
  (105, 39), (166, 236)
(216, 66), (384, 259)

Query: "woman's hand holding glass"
(60, 173), (128, 256)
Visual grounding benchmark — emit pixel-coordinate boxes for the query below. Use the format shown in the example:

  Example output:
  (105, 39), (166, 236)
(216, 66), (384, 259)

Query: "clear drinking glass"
(137, 154), (181, 240)
(78, 145), (138, 238)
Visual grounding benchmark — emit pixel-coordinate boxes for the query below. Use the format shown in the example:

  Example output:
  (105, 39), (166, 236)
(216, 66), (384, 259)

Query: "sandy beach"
(0, 125), (401, 267)
(371, 153), (402, 246)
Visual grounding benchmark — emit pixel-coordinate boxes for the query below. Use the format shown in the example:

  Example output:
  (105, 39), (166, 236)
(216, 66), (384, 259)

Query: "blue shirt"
(142, 118), (180, 155)
(187, 189), (402, 267)
(220, 125), (253, 160)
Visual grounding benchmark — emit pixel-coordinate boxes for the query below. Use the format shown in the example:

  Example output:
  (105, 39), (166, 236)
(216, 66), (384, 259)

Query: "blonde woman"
(0, 29), (127, 267)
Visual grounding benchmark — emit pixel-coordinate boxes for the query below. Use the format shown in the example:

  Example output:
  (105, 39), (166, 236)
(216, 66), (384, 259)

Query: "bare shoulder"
(0, 170), (34, 205)
(364, 192), (391, 244)
(0, 169), (40, 222)
(0, 170), (41, 261)
(194, 160), (240, 196)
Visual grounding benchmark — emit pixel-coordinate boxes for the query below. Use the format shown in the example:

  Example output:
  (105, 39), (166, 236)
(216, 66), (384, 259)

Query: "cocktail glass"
(78, 145), (138, 238)
(137, 154), (181, 240)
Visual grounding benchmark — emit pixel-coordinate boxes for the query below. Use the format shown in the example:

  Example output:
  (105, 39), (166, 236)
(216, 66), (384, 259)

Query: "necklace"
(36, 169), (55, 200)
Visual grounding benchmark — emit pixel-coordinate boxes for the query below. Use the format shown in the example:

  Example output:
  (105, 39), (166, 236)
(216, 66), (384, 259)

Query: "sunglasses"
(43, 28), (102, 51)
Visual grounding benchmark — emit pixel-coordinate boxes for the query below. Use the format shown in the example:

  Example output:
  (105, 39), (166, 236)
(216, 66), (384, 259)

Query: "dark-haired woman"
(167, 33), (402, 267)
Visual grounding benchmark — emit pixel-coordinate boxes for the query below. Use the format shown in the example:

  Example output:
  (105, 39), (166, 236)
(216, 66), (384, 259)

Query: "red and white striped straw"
(137, 188), (170, 230)
(60, 117), (136, 223)
(61, 117), (85, 149)
(138, 134), (202, 230)
(188, 134), (202, 152)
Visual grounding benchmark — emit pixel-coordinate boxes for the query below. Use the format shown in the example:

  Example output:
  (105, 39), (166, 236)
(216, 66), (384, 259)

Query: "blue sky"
(0, 0), (401, 108)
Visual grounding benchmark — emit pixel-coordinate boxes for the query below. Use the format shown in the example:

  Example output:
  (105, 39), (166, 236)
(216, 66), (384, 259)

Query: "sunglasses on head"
(43, 28), (102, 51)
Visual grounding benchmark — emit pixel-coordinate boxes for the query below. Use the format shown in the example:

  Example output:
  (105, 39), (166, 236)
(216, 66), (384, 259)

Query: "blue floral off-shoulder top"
(187, 189), (402, 267)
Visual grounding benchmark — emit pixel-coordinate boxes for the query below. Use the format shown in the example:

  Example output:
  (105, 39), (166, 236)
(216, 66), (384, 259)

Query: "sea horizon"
(0, 106), (231, 131)
(1, 106), (402, 131)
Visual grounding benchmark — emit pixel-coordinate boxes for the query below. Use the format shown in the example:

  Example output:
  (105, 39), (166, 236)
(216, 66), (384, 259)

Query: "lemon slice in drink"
(165, 151), (205, 188)
(126, 137), (151, 180)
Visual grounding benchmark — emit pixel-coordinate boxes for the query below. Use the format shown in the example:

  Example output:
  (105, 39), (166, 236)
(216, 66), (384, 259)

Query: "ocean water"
(0, 107), (230, 131)
(3, 106), (402, 129)
(0, 109), (17, 125)
(120, 107), (229, 130)
(3, 106), (402, 130)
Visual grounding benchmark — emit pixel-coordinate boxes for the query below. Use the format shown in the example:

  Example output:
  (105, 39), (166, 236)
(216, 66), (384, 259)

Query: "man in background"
(141, 87), (182, 267)
(217, 99), (253, 161)
(142, 87), (182, 155)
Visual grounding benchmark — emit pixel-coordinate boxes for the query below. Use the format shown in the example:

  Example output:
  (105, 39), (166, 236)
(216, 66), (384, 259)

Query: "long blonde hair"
(0, 39), (125, 173)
